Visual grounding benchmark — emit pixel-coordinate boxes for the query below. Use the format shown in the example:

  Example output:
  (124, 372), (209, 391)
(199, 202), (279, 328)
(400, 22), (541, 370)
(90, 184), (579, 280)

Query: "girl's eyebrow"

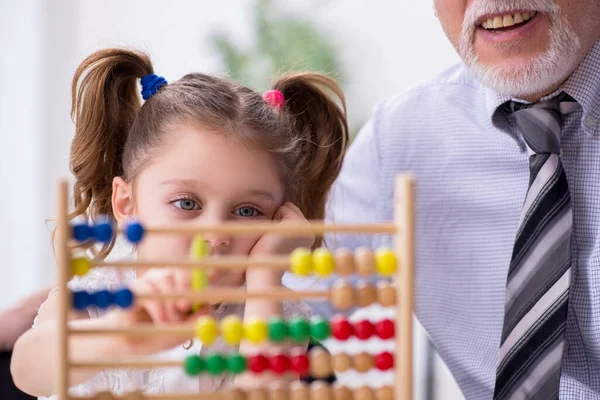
(161, 179), (276, 201)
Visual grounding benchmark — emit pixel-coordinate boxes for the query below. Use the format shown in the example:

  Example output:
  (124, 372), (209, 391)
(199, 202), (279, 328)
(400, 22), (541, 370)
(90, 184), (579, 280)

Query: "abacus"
(54, 175), (415, 400)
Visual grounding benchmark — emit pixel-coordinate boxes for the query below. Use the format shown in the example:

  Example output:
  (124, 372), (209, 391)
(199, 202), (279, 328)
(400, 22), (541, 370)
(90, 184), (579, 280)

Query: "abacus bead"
(290, 248), (312, 276)
(376, 386), (394, 400)
(288, 317), (310, 343)
(192, 269), (208, 291)
(309, 316), (330, 341)
(289, 382), (309, 400)
(374, 351), (394, 371)
(222, 315), (244, 345)
(73, 290), (91, 310)
(244, 319), (268, 343)
(269, 354), (290, 374)
(94, 290), (113, 309)
(248, 354), (269, 373)
(269, 383), (288, 400)
(355, 247), (375, 276)
(290, 352), (309, 376)
(195, 316), (219, 345)
(267, 317), (289, 343)
(308, 347), (331, 378)
(71, 256), (91, 277)
(377, 282), (396, 307)
(184, 355), (204, 376)
(353, 352), (373, 372)
(312, 247), (335, 277)
(93, 221), (113, 243)
(354, 387), (374, 400)
(72, 223), (91, 242)
(331, 315), (353, 340)
(124, 221), (144, 244)
(227, 353), (247, 375)
(356, 281), (376, 308)
(225, 389), (247, 400)
(330, 280), (354, 311)
(375, 248), (397, 276)
(205, 353), (226, 376)
(310, 381), (331, 400)
(375, 319), (395, 339)
(190, 235), (210, 259)
(354, 320), (374, 340)
(114, 288), (134, 308)
(248, 389), (268, 400)
(334, 248), (355, 276)
(332, 353), (352, 372)
(333, 385), (352, 400)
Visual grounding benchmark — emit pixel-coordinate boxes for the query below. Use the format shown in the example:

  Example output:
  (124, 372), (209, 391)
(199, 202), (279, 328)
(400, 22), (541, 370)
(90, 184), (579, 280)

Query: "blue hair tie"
(140, 74), (167, 100)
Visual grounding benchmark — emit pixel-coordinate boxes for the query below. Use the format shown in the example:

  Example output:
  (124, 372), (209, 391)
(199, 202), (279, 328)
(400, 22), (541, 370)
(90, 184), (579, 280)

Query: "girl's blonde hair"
(69, 48), (349, 258)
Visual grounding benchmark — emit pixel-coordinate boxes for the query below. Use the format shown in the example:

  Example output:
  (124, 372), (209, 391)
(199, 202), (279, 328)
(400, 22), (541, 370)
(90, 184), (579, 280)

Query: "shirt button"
(584, 115), (597, 127)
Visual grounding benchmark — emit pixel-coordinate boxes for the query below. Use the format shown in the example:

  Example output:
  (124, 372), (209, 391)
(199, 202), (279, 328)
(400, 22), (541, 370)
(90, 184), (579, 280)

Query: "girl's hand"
(101, 268), (210, 356)
(247, 202), (315, 287)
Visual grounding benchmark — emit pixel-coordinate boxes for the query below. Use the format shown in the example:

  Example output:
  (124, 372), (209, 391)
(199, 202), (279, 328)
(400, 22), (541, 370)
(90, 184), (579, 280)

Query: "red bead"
(354, 320), (374, 340)
(374, 351), (394, 371)
(290, 353), (309, 376)
(269, 354), (290, 374)
(248, 354), (269, 374)
(331, 315), (354, 341)
(375, 319), (395, 340)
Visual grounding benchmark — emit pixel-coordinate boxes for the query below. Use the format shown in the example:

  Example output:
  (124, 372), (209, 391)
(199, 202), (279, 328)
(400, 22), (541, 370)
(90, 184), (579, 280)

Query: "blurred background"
(0, 0), (462, 398)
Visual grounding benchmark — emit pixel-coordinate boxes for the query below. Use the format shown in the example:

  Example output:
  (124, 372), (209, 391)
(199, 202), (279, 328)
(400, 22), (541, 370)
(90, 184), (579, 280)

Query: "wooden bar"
(69, 324), (195, 336)
(69, 395), (223, 400)
(135, 289), (328, 303)
(93, 256), (290, 269)
(115, 222), (397, 236)
(56, 180), (70, 399)
(70, 360), (182, 370)
(395, 175), (415, 400)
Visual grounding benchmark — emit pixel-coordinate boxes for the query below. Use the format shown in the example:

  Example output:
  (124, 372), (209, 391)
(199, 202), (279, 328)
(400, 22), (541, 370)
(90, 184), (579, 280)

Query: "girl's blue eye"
(173, 198), (200, 211)
(235, 206), (259, 218)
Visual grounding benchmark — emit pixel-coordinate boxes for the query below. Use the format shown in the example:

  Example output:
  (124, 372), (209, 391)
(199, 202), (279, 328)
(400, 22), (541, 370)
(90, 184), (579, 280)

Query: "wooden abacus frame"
(55, 175), (415, 400)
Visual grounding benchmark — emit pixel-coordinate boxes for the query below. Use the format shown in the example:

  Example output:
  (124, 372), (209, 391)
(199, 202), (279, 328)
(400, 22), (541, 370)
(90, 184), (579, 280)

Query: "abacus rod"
(135, 289), (328, 302)
(70, 360), (182, 369)
(70, 324), (195, 336)
(115, 222), (397, 236)
(93, 256), (290, 269)
(56, 180), (70, 399)
(396, 174), (415, 400)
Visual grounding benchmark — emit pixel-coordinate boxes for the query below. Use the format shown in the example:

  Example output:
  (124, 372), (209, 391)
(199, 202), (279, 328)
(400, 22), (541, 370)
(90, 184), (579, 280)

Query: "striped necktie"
(493, 93), (579, 400)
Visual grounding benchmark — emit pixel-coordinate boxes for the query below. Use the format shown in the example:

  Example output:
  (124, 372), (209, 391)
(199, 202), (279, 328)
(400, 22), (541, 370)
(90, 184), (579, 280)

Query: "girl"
(11, 48), (349, 398)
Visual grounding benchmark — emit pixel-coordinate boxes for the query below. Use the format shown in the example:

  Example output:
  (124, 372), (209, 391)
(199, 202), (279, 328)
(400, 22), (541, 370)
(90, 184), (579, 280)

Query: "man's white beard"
(458, 0), (581, 99)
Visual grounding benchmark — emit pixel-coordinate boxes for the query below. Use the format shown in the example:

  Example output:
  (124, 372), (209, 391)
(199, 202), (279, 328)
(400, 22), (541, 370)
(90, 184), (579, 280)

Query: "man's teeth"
(481, 11), (536, 29)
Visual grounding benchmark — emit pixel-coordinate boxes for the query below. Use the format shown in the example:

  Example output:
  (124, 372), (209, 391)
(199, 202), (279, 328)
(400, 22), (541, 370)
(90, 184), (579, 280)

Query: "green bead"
(205, 353), (226, 376)
(289, 317), (310, 342)
(184, 355), (204, 376)
(310, 316), (331, 341)
(227, 353), (247, 375)
(268, 317), (289, 342)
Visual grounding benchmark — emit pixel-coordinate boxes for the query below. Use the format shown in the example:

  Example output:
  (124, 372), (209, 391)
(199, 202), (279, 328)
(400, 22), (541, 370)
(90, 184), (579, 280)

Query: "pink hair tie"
(263, 90), (285, 110)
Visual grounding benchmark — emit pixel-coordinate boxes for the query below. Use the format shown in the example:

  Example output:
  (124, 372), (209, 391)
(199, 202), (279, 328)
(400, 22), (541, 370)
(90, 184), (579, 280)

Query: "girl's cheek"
(231, 235), (262, 255)
(137, 235), (190, 259)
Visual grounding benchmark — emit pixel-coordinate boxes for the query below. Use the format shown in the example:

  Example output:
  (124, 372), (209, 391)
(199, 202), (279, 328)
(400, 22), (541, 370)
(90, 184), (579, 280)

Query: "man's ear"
(112, 176), (134, 225)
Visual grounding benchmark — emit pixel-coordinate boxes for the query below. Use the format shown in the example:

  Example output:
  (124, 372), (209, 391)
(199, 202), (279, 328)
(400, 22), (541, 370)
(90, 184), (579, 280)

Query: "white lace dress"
(34, 245), (311, 399)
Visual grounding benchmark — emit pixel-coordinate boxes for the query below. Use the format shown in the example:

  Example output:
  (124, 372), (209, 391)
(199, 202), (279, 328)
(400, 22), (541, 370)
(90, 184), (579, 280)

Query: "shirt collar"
(486, 37), (600, 136)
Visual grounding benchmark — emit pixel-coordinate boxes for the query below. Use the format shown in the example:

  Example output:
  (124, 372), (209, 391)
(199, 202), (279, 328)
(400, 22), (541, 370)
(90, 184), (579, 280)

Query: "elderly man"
(327, 0), (600, 399)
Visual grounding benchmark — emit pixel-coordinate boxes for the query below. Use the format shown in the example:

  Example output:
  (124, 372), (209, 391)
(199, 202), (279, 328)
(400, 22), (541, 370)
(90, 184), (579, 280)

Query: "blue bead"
(72, 223), (91, 242)
(114, 288), (134, 308)
(93, 290), (113, 309)
(73, 291), (91, 310)
(125, 221), (145, 244)
(93, 221), (113, 243)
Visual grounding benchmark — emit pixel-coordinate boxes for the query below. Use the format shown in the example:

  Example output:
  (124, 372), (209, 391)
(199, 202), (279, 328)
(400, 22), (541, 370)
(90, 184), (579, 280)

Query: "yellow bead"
(244, 319), (268, 343)
(375, 248), (397, 276)
(190, 235), (210, 259)
(192, 269), (208, 291)
(290, 248), (312, 276)
(312, 247), (335, 277)
(221, 315), (243, 345)
(71, 256), (91, 277)
(195, 316), (219, 345)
